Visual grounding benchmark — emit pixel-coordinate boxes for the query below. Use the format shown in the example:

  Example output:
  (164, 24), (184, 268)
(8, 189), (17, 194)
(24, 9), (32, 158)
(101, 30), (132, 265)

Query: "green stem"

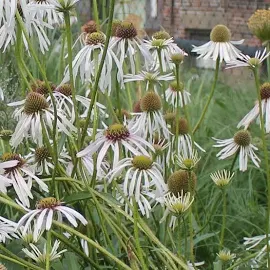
(45, 230), (51, 270)
(63, 11), (81, 146)
(0, 245), (43, 270)
(79, 0), (115, 147)
(177, 217), (182, 257)
(175, 64), (180, 157)
(253, 67), (270, 268)
(132, 196), (148, 270)
(193, 57), (220, 134)
(53, 220), (132, 270)
(230, 148), (240, 172)
(219, 189), (227, 250)
(157, 50), (167, 111)
(92, 0), (100, 27)
(267, 43), (270, 80)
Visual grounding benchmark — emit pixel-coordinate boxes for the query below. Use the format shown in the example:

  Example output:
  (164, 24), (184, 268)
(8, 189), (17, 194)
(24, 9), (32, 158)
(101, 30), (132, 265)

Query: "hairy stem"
(219, 188), (227, 250)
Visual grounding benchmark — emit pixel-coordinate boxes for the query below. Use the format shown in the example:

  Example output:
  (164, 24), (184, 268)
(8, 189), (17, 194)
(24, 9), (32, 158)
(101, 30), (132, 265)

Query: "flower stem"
(229, 148), (240, 172)
(45, 230), (51, 270)
(63, 11), (81, 146)
(157, 50), (167, 111)
(132, 196), (148, 270)
(193, 57), (220, 134)
(92, 0), (100, 27)
(219, 188), (227, 250)
(177, 217), (182, 257)
(267, 42), (270, 80)
(253, 67), (270, 268)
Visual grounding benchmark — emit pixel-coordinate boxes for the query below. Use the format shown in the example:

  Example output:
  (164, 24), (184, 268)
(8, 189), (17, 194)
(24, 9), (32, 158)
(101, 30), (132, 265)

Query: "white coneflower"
(27, 0), (63, 25)
(210, 169), (234, 187)
(175, 149), (201, 171)
(0, 216), (18, 243)
(213, 130), (260, 172)
(110, 21), (152, 74)
(8, 92), (76, 148)
(49, 0), (79, 13)
(0, 0), (52, 53)
(130, 91), (170, 141)
(165, 81), (191, 108)
(77, 123), (154, 170)
(217, 249), (236, 262)
(22, 240), (67, 263)
(192, 24), (243, 62)
(18, 222), (44, 244)
(61, 32), (123, 94)
(171, 117), (205, 156)
(107, 155), (166, 200)
(26, 145), (71, 175)
(226, 48), (270, 69)
(124, 70), (174, 92)
(145, 31), (187, 72)
(17, 197), (87, 241)
(0, 153), (48, 207)
(116, 185), (156, 218)
(48, 84), (108, 122)
(238, 83), (270, 133)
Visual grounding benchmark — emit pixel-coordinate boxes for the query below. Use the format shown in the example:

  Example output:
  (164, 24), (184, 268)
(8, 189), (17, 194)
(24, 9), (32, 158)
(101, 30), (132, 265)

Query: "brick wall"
(159, 0), (270, 47)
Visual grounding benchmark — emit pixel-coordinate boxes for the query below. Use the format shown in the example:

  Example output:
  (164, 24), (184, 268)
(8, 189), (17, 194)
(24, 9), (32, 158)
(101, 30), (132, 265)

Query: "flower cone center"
(81, 20), (98, 34)
(248, 57), (261, 67)
(152, 31), (171, 40)
(140, 92), (162, 112)
(57, 84), (72, 96)
(233, 130), (251, 146)
(1, 153), (25, 173)
(132, 155), (153, 170)
(35, 147), (51, 163)
(24, 92), (49, 114)
(86, 32), (105, 45)
(260, 82), (270, 100)
(105, 124), (130, 141)
(37, 197), (60, 209)
(170, 81), (184, 92)
(172, 117), (189, 135)
(116, 22), (137, 39)
(0, 130), (13, 141)
(167, 170), (197, 195)
(210, 24), (231, 42)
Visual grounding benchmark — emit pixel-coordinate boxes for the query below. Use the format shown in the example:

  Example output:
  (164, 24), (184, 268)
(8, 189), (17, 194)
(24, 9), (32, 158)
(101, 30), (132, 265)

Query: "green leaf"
(194, 232), (219, 245)
(62, 252), (81, 270)
(213, 260), (222, 270)
(64, 191), (91, 204)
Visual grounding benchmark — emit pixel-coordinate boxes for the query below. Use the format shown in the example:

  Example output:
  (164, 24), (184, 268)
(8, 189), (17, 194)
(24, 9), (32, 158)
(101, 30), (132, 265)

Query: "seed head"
(167, 170), (197, 195)
(247, 57), (261, 68)
(116, 22), (137, 39)
(81, 20), (98, 34)
(37, 197), (61, 209)
(233, 130), (251, 147)
(171, 117), (189, 135)
(85, 32), (105, 45)
(24, 92), (49, 115)
(33, 80), (56, 96)
(260, 82), (270, 100)
(133, 100), (142, 113)
(35, 146), (51, 164)
(152, 31), (171, 40)
(248, 10), (270, 42)
(132, 155), (153, 170)
(112, 20), (122, 36)
(210, 24), (231, 42)
(151, 39), (165, 48)
(105, 124), (130, 141)
(164, 112), (176, 124)
(140, 92), (162, 112)
(56, 84), (72, 96)
(170, 81), (184, 92)
(171, 53), (185, 65)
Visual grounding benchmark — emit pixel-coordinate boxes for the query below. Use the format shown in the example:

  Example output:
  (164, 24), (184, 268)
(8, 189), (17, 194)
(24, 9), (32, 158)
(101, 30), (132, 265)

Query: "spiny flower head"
(24, 92), (49, 114)
(167, 170), (197, 195)
(171, 53), (185, 65)
(36, 197), (61, 209)
(115, 22), (137, 39)
(260, 82), (270, 100)
(248, 9), (270, 43)
(32, 80), (56, 96)
(176, 150), (201, 171)
(170, 80), (185, 92)
(112, 20), (122, 36)
(210, 24), (231, 42)
(217, 249), (236, 262)
(132, 155), (153, 170)
(233, 130), (251, 147)
(152, 30), (171, 40)
(0, 130), (13, 141)
(140, 91), (162, 112)
(104, 124), (130, 141)
(56, 84), (72, 96)
(85, 32), (105, 45)
(171, 117), (189, 135)
(35, 147), (51, 164)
